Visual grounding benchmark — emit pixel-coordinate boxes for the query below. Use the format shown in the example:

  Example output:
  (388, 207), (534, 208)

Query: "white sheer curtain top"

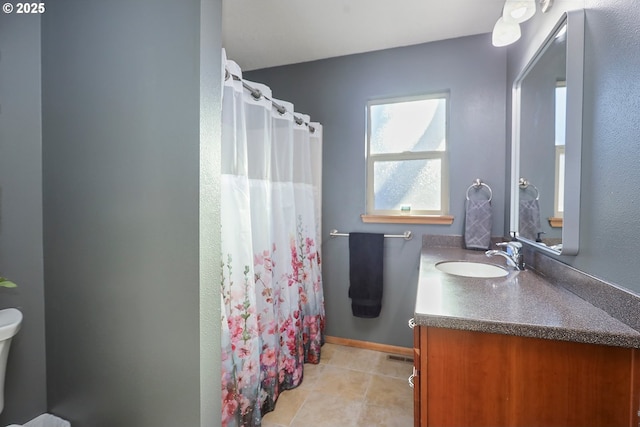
(309, 122), (323, 193)
(271, 98), (295, 183)
(243, 80), (272, 181)
(292, 113), (313, 185)
(309, 122), (323, 242)
(221, 59), (247, 177)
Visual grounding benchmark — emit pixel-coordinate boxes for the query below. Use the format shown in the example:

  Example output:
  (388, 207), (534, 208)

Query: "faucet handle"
(496, 241), (522, 256)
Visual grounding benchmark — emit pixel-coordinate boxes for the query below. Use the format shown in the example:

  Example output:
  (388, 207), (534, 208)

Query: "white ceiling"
(222, 0), (506, 71)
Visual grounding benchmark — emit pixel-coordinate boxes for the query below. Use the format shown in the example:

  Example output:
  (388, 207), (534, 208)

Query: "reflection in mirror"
(511, 10), (584, 255)
(519, 22), (566, 246)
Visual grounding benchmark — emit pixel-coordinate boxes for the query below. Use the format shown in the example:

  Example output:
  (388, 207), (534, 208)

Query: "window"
(365, 93), (449, 219)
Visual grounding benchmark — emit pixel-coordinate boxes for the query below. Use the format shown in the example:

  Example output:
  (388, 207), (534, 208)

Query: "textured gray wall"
(198, 0), (223, 424)
(0, 13), (48, 426)
(508, 0), (640, 296)
(41, 1), (221, 426)
(246, 34), (507, 348)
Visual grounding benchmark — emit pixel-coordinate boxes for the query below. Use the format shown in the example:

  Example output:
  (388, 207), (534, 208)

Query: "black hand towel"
(348, 232), (384, 318)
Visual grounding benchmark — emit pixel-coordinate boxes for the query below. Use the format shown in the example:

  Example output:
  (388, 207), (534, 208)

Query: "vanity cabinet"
(412, 324), (421, 427)
(413, 326), (640, 427)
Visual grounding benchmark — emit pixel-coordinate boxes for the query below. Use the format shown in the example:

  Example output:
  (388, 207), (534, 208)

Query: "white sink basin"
(435, 261), (508, 278)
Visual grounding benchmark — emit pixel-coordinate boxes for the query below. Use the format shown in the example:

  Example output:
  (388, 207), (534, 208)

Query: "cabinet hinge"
(408, 318), (416, 329)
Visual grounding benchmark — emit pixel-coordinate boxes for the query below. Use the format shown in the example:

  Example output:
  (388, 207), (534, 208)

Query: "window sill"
(548, 217), (563, 228)
(361, 214), (454, 225)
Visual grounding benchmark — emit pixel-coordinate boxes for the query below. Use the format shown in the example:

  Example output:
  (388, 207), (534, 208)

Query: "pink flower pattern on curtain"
(220, 54), (325, 427)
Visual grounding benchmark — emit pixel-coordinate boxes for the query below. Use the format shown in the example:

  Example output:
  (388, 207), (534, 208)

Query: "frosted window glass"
(370, 98), (446, 154)
(555, 85), (566, 146)
(373, 159), (442, 211)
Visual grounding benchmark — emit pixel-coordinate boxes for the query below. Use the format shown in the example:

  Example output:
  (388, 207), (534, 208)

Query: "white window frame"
(365, 93), (450, 217)
(554, 81), (566, 220)
(554, 146), (565, 218)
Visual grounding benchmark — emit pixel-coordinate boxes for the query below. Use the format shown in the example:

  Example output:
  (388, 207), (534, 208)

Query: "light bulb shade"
(492, 17), (521, 47)
(502, 0), (536, 24)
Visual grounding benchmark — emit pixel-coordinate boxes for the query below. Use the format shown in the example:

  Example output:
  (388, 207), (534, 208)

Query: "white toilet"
(0, 308), (22, 414)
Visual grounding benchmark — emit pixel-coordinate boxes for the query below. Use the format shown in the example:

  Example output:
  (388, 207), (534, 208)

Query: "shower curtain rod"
(225, 68), (316, 134)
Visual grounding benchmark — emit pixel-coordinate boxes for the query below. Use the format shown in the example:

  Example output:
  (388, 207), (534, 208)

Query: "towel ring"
(519, 178), (540, 201)
(466, 179), (492, 202)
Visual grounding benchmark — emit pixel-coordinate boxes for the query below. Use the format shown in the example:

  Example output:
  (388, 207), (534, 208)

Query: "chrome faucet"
(485, 241), (525, 271)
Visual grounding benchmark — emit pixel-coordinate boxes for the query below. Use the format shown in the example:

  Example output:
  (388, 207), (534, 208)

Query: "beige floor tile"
(294, 363), (324, 393)
(325, 345), (383, 373)
(290, 392), (364, 427)
(357, 403), (414, 427)
(373, 354), (414, 379)
(261, 387), (309, 426)
(313, 365), (372, 400)
(318, 342), (338, 364)
(365, 374), (414, 413)
(261, 344), (417, 426)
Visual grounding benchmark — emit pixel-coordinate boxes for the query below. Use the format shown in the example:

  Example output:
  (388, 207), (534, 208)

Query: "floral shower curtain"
(220, 53), (325, 427)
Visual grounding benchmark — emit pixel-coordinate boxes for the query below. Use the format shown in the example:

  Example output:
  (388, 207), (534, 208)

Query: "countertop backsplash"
(524, 246), (640, 333)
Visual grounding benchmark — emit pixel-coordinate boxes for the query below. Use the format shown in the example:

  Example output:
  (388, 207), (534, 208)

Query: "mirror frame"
(510, 9), (585, 256)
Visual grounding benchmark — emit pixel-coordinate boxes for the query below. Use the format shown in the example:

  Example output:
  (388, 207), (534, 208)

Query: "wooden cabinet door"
(418, 327), (640, 427)
(413, 324), (421, 427)
(423, 327), (511, 427)
(508, 334), (637, 427)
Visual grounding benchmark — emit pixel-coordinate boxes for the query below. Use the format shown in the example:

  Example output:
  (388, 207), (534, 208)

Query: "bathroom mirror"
(510, 9), (584, 255)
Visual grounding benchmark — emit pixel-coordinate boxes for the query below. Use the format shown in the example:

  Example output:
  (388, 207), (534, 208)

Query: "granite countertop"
(414, 245), (640, 349)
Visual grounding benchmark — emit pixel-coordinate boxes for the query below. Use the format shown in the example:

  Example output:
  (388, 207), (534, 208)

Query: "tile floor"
(261, 343), (414, 427)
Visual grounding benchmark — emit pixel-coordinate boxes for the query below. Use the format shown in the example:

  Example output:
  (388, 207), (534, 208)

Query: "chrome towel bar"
(329, 229), (413, 241)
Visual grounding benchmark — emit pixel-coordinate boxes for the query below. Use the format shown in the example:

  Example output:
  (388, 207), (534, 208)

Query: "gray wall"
(508, 0), (640, 296)
(0, 13), (48, 426)
(40, 1), (221, 426)
(198, 0), (223, 424)
(246, 34), (507, 348)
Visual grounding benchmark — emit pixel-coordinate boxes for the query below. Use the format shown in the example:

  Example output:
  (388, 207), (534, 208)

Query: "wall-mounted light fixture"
(503, 0), (537, 24)
(492, 0), (552, 47)
(492, 17), (522, 47)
